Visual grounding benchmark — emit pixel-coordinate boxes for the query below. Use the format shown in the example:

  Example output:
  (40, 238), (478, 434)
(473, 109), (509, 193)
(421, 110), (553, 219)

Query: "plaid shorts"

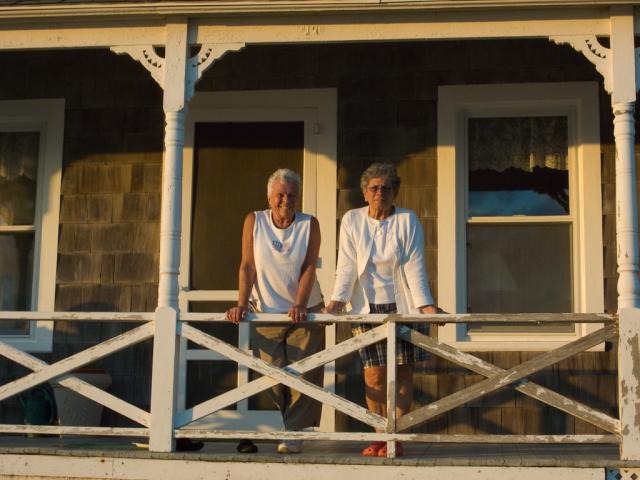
(352, 302), (430, 368)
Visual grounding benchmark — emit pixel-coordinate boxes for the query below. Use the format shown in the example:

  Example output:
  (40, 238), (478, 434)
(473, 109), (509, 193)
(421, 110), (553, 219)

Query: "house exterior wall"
(0, 49), (162, 425)
(0, 38), (630, 433)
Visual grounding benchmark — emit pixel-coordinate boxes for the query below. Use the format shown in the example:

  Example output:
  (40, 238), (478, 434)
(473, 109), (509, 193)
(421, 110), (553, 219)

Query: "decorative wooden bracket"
(110, 42), (245, 101)
(549, 35), (613, 93)
(185, 43), (245, 102)
(550, 35), (640, 94)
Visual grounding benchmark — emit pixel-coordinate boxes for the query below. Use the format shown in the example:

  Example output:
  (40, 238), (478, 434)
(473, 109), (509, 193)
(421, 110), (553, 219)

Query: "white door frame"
(178, 88), (337, 431)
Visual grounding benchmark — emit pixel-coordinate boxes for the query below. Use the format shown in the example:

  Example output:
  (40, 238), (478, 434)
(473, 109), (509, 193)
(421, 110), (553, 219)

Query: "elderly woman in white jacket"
(325, 163), (437, 458)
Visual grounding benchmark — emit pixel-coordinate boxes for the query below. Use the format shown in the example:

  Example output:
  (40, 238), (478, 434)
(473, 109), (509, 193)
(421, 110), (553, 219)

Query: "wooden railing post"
(385, 319), (397, 458)
(149, 306), (179, 452)
(619, 308), (640, 460)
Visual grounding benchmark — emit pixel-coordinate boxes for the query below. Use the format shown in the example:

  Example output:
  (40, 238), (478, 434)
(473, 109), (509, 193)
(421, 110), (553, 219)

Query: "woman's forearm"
(294, 265), (316, 307)
(237, 263), (256, 307)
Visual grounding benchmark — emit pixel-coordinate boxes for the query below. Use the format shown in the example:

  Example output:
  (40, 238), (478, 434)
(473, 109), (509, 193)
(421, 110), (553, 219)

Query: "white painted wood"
(177, 312), (614, 323)
(175, 430), (618, 444)
(0, 454), (605, 480)
(111, 45), (164, 89)
(0, 23), (166, 49)
(609, 8), (640, 310)
(0, 1), (632, 22)
(0, 425), (148, 436)
(612, 101), (640, 310)
(180, 323), (386, 430)
(0, 323), (153, 403)
(194, 9), (611, 44)
(610, 7), (638, 105)
(149, 307), (180, 452)
(185, 43), (245, 102)
(397, 326), (620, 434)
(0, 99), (64, 352)
(618, 308), (640, 460)
(398, 324), (617, 431)
(550, 36), (612, 93)
(175, 325), (387, 427)
(437, 82), (604, 351)
(0, 341), (150, 427)
(0, 312), (153, 322)
(385, 320), (397, 458)
(180, 290), (238, 301)
(163, 20), (188, 112)
(156, 20), (188, 312)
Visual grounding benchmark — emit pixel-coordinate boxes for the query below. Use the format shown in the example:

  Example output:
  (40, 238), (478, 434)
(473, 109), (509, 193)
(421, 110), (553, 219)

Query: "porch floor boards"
(0, 436), (634, 468)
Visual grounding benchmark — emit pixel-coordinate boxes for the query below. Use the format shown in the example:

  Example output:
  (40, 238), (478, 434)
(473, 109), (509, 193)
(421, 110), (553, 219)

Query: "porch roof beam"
(0, 1), (637, 20)
(0, 8), (614, 50)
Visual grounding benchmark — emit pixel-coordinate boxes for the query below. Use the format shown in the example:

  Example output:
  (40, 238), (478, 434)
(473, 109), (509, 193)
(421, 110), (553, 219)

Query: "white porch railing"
(0, 309), (634, 460)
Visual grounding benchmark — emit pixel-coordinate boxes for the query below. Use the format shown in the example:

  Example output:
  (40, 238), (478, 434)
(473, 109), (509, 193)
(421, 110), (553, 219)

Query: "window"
(0, 99), (64, 351)
(437, 83), (603, 350)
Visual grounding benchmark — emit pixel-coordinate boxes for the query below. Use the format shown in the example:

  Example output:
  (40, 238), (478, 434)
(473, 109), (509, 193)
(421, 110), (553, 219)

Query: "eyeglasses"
(367, 185), (393, 194)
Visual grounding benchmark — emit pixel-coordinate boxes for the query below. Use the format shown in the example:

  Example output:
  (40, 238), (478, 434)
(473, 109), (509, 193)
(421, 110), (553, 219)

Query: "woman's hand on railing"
(323, 300), (346, 315)
(288, 304), (307, 323)
(419, 304), (446, 326)
(226, 305), (249, 325)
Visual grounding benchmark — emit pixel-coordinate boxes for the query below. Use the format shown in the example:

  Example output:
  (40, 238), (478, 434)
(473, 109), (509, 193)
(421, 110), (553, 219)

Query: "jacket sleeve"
(331, 212), (359, 303)
(402, 211), (435, 308)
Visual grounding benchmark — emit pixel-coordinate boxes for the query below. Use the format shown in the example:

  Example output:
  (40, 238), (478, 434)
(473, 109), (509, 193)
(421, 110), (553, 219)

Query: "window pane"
(190, 122), (304, 291)
(468, 117), (568, 217)
(0, 131), (39, 226)
(467, 223), (573, 333)
(0, 233), (34, 334)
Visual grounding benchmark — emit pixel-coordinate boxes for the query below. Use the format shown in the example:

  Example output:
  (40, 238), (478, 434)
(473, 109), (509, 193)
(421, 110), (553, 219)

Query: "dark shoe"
(176, 438), (204, 451)
(237, 439), (258, 453)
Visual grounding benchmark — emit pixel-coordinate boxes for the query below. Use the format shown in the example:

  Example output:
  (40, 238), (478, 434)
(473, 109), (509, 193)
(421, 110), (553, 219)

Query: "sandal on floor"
(237, 439), (258, 453)
(377, 442), (404, 457)
(175, 438), (204, 452)
(361, 441), (385, 457)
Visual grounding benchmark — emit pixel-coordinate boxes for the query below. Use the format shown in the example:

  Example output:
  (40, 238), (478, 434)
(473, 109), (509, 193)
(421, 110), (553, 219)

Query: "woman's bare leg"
(363, 364), (414, 432)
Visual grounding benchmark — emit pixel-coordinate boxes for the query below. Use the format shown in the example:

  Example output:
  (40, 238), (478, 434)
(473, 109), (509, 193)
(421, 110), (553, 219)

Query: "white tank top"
(251, 209), (323, 313)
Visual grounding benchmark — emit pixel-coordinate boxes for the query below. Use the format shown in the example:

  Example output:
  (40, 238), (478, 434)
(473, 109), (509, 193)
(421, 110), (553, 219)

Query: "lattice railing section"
(0, 310), (623, 458)
(177, 313), (620, 456)
(0, 312), (154, 438)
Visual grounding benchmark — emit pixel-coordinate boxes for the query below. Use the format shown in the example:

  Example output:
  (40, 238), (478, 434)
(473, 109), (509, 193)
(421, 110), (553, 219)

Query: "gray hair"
(267, 168), (302, 197)
(360, 163), (401, 192)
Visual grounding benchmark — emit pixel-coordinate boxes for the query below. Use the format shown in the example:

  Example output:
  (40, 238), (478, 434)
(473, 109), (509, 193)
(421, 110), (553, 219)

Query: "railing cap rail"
(0, 311), (616, 323)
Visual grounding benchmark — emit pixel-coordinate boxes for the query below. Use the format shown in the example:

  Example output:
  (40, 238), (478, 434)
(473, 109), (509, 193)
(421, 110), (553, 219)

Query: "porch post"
(149, 19), (189, 453)
(611, 7), (640, 311)
(610, 7), (640, 461)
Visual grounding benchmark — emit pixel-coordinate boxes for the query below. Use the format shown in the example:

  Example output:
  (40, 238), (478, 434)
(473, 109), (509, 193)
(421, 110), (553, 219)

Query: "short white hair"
(267, 168), (302, 197)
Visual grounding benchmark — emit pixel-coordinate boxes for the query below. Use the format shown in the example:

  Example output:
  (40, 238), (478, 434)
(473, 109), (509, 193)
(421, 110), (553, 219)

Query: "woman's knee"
(363, 366), (386, 388)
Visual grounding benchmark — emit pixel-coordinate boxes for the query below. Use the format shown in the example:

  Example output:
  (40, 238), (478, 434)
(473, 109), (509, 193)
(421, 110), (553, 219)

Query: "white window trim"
(437, 82), (603, 351)
(178, 88), (337, 431)
(0, 99), (64, 352)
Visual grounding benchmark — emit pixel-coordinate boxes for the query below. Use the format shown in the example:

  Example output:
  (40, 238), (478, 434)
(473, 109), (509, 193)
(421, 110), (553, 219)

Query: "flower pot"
(53, 369), (112, 428)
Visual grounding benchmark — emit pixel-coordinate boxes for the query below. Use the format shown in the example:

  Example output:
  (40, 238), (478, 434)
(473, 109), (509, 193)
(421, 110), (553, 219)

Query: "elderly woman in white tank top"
(225, 169), (324, 455)
(325, 163), (438, 458)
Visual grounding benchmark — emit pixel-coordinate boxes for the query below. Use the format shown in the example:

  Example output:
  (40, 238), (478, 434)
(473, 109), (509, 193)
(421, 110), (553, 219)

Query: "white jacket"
(330, 206), (435, 314)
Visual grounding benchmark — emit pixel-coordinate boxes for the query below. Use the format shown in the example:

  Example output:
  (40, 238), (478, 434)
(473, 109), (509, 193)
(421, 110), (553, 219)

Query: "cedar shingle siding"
(0, 39), (629, 432)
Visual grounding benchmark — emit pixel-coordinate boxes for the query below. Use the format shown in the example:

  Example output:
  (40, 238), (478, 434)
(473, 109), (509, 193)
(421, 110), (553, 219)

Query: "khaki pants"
(250, 305), (325, 431)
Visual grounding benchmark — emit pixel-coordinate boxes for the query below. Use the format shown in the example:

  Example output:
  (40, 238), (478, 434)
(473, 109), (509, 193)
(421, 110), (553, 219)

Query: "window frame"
(0, 99), (64, 352)
(437, 82), (603, 351)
